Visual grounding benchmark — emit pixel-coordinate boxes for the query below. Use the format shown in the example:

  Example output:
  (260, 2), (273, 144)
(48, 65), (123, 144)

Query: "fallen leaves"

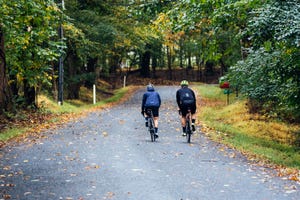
(0, 109), (86, 148)
(0, 183), (15, 188)
(85, 164), (101, 170)
(2, 194), (11, 199)
(103, 192), (115, 199)
(289, 175), (299, 182)
(3, 166), (11, 171)
(175, 152), (183, 157)
(277, 167), (300, 182)
(102, 131), (108, 137)
(70, 173), (77, 177)
(284, 185), (297, 194)
(24, 192), (32, 196)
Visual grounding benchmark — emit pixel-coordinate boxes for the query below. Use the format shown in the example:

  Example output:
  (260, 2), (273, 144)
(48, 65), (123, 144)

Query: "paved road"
(0, 86), (299, 200)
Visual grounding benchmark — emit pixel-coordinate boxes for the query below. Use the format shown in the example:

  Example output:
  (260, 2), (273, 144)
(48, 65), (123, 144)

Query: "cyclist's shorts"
(180, 103), (196, 116)
(145, 106), (159, 117)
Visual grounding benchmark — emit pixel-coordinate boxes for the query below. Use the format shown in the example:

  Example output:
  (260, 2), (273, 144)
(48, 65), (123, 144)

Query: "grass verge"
(196, 84), (300, 170)
(0, 86), (134, 144)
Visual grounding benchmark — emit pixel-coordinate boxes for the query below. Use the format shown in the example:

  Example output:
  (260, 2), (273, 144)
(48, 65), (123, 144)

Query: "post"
(93, 84), (96, 104)
(123, 75), (126, 88)
(58, 0), (65, 105)
(58, 56), (63, 105)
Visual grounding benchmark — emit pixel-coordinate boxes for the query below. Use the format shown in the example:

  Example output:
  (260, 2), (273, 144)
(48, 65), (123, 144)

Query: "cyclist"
(176, 80), (196, 136)
(141, 84), (161, 138)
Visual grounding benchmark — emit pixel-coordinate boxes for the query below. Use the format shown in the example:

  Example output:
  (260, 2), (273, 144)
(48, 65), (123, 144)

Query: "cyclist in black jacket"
(176, 80), (196, 136)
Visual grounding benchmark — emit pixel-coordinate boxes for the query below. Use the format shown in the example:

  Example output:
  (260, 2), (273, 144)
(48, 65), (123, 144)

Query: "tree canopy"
(0, 0), (299, 121)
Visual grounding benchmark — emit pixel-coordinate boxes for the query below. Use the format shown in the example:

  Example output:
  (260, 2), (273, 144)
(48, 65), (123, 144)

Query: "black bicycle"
(145, 108), (156, 142)
(185, 108), (192, 143)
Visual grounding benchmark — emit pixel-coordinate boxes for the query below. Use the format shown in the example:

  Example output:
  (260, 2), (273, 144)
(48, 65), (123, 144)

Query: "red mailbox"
(220, 81), (230, 89)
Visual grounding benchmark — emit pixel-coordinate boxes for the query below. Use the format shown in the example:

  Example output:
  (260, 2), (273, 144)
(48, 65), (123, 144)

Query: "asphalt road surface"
(0, 86), (299, 200)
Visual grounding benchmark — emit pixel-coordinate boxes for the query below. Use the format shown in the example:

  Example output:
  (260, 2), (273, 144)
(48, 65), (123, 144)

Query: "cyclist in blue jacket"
(141, 84), (161, 138)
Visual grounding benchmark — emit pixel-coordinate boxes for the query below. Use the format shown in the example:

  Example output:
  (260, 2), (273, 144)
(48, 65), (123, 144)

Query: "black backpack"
(180, 89), (195, 105)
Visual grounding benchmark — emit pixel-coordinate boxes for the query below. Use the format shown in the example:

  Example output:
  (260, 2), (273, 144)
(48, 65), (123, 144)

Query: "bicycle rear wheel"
(186, 120), (191, 143)
(148, 118), (155, 142)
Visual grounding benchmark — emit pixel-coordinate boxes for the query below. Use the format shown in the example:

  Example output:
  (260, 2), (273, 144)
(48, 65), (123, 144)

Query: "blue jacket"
(142, 87), (161, 110)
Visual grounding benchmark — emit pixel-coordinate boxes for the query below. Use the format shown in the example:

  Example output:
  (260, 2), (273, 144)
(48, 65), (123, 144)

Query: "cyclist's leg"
(153, 117), (158, 129)
(191, 104), (196, 131)
(152, 107), (159, 138)
(144, 107), (150, 127)
(180, 105), (188, 136)
(152, 107), (159, 128)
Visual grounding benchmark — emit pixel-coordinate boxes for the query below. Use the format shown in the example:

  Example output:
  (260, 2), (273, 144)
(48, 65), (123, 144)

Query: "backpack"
(180, 89), (195, 105)
(145, 92), (160, 107)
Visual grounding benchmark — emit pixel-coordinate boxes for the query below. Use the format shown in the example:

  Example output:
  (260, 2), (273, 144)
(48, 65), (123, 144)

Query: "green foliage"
(228, 0), (300, 121)
(2, 0), (62, 88)
(154, 0), (263, 70)
(1, 0), (299, 124)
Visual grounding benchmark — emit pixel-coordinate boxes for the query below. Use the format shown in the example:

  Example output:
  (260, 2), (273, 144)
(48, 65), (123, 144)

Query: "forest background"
(0, 1), (299, 152)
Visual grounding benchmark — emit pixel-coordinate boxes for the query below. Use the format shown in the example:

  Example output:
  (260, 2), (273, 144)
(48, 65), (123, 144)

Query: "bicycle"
(185, 108), (192, 143)
(145, 108), (156, 142)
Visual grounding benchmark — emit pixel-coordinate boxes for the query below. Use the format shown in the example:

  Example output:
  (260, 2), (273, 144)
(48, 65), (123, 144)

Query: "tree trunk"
(140, 45), (151, 78)
(167, 46), (172, 80)
(179, 38), (184, 68)
(51, 61), (58, 101)
(84, 57), (97, 88)
(152, 56), (157, 78)
(0, 28), (12, 113)
(196, 54), (203, 82)
(220, 58), (227, 76)
(187, 51), (192, 69)
(23, 79), (36, 107)
(66, 52), (80, 99)
(109, 55), (120, 89)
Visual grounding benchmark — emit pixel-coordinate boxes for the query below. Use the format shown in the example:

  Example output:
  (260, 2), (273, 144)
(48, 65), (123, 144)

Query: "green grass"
(196, 84), (223, 101)
(196, 84), (300, 169)
(100, 87), (128, 104)
(0, 128), (28, 142)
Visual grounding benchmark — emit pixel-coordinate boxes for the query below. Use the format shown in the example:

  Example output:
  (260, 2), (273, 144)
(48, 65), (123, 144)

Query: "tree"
(0, 27), (12, 113)
(227, 0), (300, 121)
(129, 0), (173, 78)
(2, 0), (62, 108)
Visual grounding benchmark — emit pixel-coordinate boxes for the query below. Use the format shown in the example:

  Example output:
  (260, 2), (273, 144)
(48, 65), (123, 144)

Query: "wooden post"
(123, 75), (126, 88)
(93, 84), (96, 104)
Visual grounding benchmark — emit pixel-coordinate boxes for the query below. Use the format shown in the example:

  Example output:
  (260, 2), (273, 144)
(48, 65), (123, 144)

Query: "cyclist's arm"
(158, 93), (161, 107)
(141, 93), (147, 111)
(192, 89), (196, 104)
(176, 90), (180, 107)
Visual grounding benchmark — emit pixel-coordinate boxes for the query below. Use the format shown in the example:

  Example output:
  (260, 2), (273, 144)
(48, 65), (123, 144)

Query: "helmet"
(147, 84), (154, 91)
(180, 80), (189, 86)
